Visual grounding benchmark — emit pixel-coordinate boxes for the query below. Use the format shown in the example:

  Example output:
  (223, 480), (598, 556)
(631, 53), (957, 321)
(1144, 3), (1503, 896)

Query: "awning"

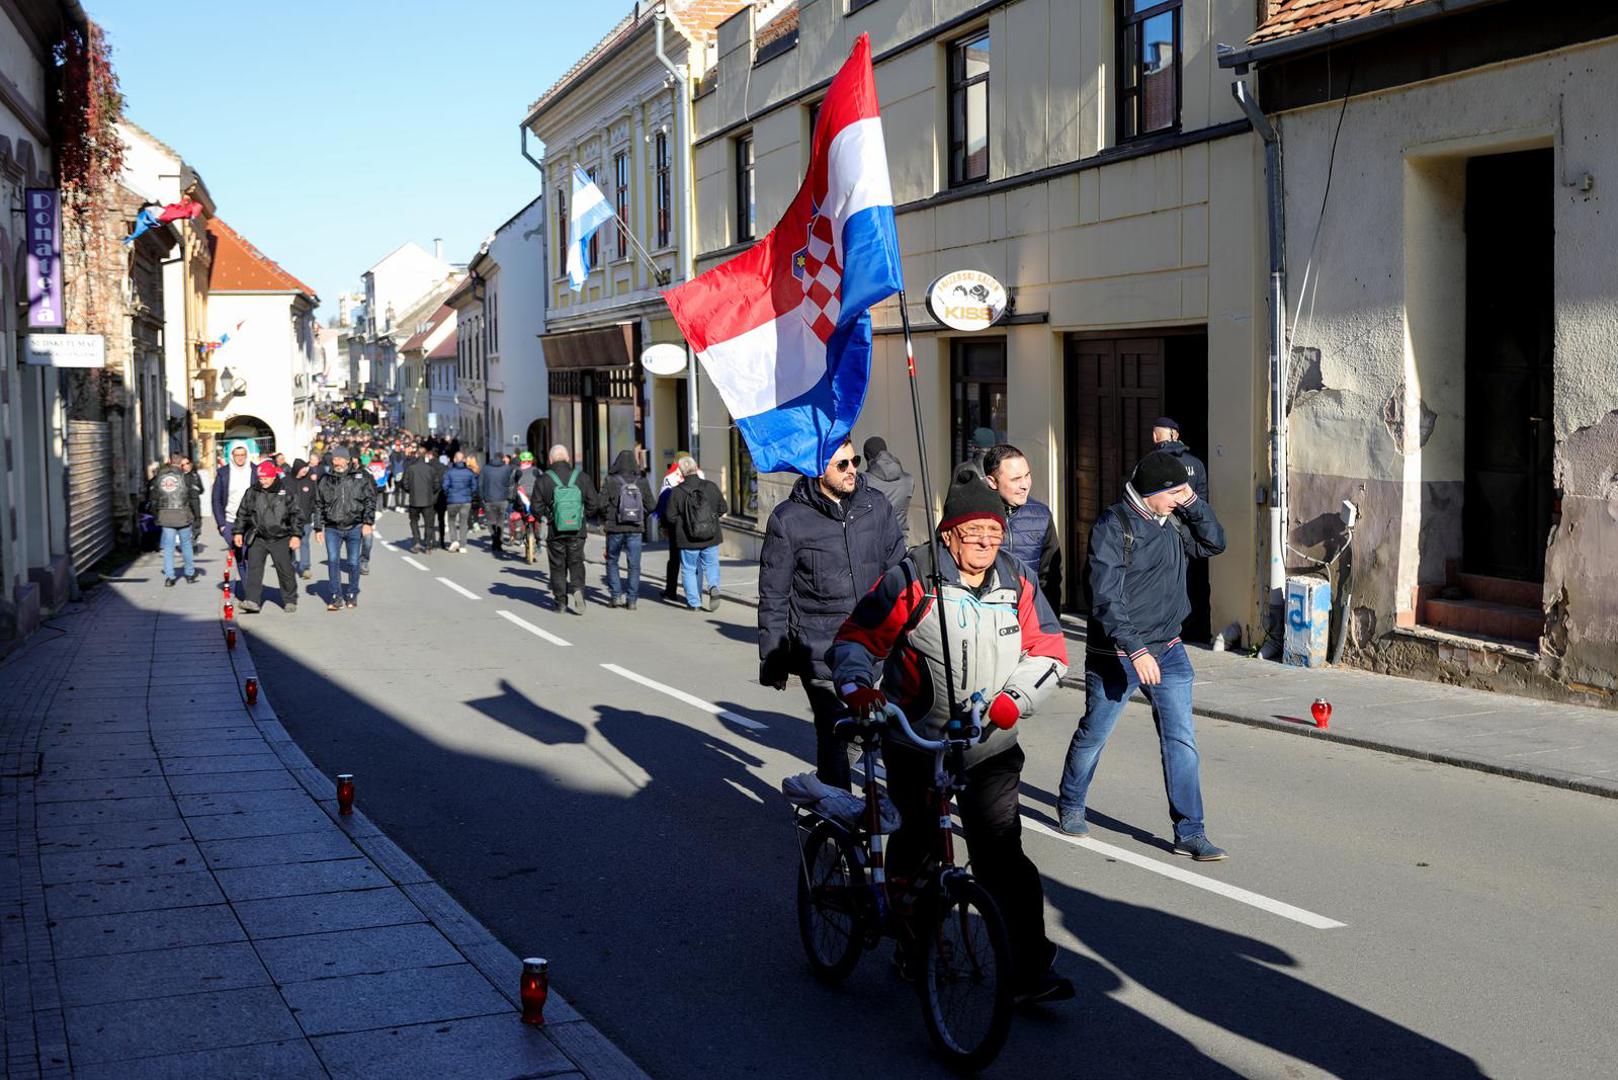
(540, 322), (637, 371)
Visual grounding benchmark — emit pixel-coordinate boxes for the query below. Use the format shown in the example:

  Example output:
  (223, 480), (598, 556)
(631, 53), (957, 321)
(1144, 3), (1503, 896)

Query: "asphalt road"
(243, 515), (1618, 1079)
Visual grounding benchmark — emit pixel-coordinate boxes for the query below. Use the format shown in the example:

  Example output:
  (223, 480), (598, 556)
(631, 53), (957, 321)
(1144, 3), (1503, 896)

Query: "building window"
(735, 134), (756, 243)
(948, 30), (990, 186)
(586, 168), (601, 269)
(950, 337), (1007, 467)
(730, 428), (758, 520)
(556, 187), (569, 276)
(655, 131), (672, 248)
(807, 100), (822, 149)
(1118, 0), (1181, 140)
(614, 151), (630, 260)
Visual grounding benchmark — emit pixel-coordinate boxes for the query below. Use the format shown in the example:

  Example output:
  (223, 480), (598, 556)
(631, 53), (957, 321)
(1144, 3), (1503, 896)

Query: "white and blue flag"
(566, 165), (615, 291)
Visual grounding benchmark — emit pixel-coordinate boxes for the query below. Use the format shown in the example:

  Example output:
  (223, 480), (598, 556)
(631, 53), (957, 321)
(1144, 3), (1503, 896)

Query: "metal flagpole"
(895, 289), (964, 733)
(608, 207), (672, 286)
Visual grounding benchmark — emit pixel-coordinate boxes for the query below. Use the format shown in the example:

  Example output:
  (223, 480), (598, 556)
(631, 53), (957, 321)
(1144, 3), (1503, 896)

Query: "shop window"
(730, 428), (758, 520)
(950, 337), (1007, 466)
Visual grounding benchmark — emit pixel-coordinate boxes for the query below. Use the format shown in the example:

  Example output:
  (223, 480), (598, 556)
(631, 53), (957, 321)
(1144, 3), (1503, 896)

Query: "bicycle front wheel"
(796, 821), (865, 984)
(524, 532), (537, 564)
(916, 877), (1013, 1072)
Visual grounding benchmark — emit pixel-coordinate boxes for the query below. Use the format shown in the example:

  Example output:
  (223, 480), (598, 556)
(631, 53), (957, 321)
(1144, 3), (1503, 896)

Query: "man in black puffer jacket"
(313, 446), (376, 611)
(234, 461), (305, 613)
(758, 436), (906, 789)
(288, 459), (318, 580)
(600, 449), (654, 608)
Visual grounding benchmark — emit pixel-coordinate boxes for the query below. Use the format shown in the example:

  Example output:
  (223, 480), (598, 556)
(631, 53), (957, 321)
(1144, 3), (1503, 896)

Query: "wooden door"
(1064, 336), (1164, 612)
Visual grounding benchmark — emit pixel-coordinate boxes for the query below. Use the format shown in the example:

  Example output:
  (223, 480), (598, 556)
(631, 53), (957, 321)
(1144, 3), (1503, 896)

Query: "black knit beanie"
(862, 436), (887, 459)
(1132, 450), (1194, 496)
(937, 477), (1007, 533)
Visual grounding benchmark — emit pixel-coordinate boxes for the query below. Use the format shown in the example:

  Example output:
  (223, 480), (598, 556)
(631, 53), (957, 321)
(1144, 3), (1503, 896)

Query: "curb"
(219, 610), (651, 1080)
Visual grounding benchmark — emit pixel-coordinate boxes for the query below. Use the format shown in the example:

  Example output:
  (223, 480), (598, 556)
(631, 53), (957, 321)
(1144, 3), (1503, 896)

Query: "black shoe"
(704, 587), (721, 613)
(1015, 974), (1076, 1007)
(164, 577), (176, 588)
(187, 571), (200, 583)
(360, 559), (370, 575)
(345, 595), (357, 609)
(327, 600), (342, 612)
(625, 598), (637, 611)
(1172, 835), (1228, 861)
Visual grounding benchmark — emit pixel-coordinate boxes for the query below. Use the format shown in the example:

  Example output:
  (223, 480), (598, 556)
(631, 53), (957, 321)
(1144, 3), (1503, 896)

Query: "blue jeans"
(1057, 643), (1205, 842)
(605, 532), (642, 599)
(679, 546), (720, 608)
(324, 525), (364, 600)
(161, 525), (194, 580)
(293, 522), (314, 573)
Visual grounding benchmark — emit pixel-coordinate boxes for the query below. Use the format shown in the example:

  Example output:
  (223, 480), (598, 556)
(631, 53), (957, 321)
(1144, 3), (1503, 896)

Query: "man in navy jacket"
(758, 437), (905, 789)
(1056, 449), (1228, 860)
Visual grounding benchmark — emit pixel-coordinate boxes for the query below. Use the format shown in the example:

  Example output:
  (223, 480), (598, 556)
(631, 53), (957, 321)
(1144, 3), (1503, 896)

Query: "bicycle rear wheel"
(524, 531), (537, 564)
(796, 821), (865, 984)
(916, 877), (1012, 1072)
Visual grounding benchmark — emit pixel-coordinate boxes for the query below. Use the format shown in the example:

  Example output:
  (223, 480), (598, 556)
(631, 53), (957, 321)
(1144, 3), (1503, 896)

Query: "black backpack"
(680, 483), (719, 544)
(616, 478), (645, 526)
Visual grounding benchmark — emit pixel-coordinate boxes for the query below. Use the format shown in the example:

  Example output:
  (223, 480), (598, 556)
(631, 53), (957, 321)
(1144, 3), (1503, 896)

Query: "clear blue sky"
(90, 0), (631, 317)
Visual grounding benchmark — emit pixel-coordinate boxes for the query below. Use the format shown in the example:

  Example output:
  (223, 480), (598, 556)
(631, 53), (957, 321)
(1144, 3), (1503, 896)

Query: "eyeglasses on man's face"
(955, 526), (1004, 546)
(829, 455), (862, 472)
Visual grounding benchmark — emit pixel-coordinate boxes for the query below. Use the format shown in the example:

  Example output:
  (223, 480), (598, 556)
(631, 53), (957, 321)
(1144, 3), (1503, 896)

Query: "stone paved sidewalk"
(0, 548), (650, 1080)
(567, 528), (1618, 800)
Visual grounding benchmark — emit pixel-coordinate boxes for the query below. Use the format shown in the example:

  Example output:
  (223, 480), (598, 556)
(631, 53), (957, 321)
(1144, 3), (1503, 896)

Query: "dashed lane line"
(402, 557), (429, 572)
(496, 609), (572, 647)
(1022, 816), (1348, 930)
(437, 577), (481, 600)
(599, 664), (768, 731)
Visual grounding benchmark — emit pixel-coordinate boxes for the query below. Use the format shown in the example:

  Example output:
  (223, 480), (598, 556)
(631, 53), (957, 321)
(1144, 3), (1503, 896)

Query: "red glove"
(986, 692), (1020, 730)
(841, 686), (887, 715)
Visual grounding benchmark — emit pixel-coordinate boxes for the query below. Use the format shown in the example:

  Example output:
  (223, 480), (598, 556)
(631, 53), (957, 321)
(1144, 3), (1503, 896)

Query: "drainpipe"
(519, 126), (550, 456)
(655, 10), (700, 465)
(1232, 78), (1289, 655)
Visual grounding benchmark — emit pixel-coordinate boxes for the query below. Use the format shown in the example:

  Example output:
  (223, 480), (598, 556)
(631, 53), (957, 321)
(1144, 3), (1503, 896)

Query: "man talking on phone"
(1056, 450), (1228, 859)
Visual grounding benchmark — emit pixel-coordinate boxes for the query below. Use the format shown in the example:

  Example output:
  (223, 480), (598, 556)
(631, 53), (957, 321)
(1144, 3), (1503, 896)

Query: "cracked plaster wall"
(1273, 39), (1618, 702)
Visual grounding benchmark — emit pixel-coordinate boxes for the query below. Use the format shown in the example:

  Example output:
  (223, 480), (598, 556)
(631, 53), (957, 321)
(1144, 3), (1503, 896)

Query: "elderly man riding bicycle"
(828, 476), (1074, 1006)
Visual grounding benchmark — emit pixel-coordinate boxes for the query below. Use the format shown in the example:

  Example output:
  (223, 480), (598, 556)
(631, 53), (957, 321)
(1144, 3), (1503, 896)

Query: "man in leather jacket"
(234, 461), (305, 613)
(313, 446), (376, 611)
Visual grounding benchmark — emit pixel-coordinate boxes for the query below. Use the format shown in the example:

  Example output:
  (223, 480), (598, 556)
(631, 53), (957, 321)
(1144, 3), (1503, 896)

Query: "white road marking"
(496, 609), (572, 647)
(437, 577), (481, 600)
(1022, 817), (1348, 930)
(599, 664), (768, 731)
(402, 557), (429, 571)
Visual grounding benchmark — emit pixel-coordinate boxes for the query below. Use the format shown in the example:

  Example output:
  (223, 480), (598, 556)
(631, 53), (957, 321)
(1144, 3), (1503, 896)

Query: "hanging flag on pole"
(121, 207), (162, 245)
(566, 165), (615, 291)
(663, 34), (902, 476)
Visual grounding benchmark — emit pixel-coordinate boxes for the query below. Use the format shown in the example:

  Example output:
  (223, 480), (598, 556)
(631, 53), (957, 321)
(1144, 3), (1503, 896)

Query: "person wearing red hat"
(233, 460), (305, 614)
(828, 478), (1073, 1005)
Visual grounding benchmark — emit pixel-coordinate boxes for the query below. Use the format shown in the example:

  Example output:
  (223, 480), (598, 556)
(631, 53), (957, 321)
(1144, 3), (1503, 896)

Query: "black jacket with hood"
(1156, 439), (1210, 502)
(235, 477), (305, 543)
(758, 474), (907, 683)
(313, 465), (377, 530)
(288, 460), (318, 523)
(599, 451), (655, 534)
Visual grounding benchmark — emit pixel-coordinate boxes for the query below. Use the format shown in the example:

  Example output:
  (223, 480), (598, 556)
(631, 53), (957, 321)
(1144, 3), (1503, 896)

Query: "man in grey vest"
(983, 444), (1062, 609)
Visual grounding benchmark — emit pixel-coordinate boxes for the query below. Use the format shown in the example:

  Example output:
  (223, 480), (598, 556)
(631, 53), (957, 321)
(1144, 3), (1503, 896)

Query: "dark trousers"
(408, 506), (436, 549)
(663, 541), (681, 599)
(547, 533), (586, 601)
(244, 537), (297, 607)
(884, 743), (1054, 988)
(435, 497), (447, 547)
(804, 677), (854, 790)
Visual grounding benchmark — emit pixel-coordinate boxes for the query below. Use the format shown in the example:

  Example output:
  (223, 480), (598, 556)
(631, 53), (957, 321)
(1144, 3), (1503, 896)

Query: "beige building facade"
(1229, 0), (1618, 704)
(691, 0), (1267, 634)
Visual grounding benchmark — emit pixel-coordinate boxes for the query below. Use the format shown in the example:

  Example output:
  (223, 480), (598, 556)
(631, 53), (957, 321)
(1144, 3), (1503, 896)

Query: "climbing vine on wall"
(51, 19), (125, 204)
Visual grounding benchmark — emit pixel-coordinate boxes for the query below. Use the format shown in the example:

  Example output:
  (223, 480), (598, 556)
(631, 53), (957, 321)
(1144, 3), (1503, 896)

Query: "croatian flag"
(566, 165), (615, 291)
(664, 34), (902, 476)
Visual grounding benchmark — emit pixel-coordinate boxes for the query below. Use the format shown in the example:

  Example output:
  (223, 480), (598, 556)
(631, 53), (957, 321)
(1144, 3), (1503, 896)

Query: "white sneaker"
(448, 542), (460, 552)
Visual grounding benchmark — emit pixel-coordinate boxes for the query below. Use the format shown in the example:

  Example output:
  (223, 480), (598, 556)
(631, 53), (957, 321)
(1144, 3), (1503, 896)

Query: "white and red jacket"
(828, 545), (1068, 767)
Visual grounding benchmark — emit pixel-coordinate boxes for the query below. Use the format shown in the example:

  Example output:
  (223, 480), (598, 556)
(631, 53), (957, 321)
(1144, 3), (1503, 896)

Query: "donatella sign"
(25, 188), (63, 330)
(925, 269), (1007, 333)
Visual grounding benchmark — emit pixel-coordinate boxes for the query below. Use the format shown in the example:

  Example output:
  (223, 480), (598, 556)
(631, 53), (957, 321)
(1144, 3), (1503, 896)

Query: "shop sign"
(23, 334), (104, 368)
(925, 269), (1007, 332)
(641, 342), (687, 377)
(25, 188), (63, 329)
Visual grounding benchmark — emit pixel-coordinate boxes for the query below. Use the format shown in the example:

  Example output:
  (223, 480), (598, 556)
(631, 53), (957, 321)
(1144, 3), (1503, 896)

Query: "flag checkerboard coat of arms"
(664, 34), (902, 476)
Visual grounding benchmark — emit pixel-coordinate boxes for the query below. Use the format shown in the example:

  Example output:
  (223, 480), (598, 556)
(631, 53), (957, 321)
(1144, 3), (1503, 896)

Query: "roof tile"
(1249, 0), (1435, 44)
(206, 218), (317, 299)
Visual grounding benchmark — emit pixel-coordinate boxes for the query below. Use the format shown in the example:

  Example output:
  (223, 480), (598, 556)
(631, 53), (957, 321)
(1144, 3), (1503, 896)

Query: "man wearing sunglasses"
(759, 436), (906, 789)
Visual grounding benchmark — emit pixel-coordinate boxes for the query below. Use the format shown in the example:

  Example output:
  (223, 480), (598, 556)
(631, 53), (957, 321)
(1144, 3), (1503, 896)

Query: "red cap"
(256, 461), (279, 478)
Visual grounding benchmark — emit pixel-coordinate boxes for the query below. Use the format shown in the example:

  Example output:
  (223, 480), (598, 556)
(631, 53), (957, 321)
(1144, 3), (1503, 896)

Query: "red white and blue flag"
(664, 34), (902, 476)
